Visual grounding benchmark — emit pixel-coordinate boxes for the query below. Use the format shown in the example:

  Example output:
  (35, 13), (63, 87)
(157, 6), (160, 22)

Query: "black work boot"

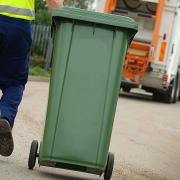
(0, 119), (14, 156)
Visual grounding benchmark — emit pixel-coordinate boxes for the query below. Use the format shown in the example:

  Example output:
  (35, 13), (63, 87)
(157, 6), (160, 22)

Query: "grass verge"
(29, 66), (50, 77)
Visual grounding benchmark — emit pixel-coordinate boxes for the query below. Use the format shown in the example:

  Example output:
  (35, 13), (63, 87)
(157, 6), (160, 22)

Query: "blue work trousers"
(0, 15), (32, 128)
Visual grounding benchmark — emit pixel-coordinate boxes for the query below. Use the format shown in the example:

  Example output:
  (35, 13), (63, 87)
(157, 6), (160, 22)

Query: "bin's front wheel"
(104, 153), (114, 180)
(28, 140), (38, 170)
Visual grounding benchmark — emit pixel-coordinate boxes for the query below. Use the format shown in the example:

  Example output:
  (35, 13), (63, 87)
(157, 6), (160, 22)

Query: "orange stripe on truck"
(104, 0), (117, 13)
(159, 41), (167, 62)
(152, 0), (165, 62)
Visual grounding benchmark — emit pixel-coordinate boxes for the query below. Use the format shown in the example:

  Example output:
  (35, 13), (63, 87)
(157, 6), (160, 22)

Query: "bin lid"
(52, 7), (138, 32)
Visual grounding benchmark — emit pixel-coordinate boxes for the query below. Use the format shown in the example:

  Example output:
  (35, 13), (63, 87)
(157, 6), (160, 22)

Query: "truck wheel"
(122, 87), (131, 93)
(152, 92), (162, 102)
(173, 71), (180, 103)
(122, 0), (141, 10)
(146, 2), (156, 13)
(163, 78), (177, 104)
(28, 140), (38, 170)
(178, 69), (180, 101)
(104, 153), (114, 180)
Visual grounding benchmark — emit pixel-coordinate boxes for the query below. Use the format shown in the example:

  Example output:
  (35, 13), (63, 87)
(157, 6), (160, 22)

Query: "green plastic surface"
(40, 7), (137, 171)
(52, 7), (137, 30)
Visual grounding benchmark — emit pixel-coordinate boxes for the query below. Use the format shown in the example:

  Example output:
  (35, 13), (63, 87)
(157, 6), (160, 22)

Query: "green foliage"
(34, 0), (95, 24)
(29, 67), (50, 77)
(65, 0), (94, 9)
(30, 54), (46, 68)
(34, 9), (51, 25)
(30, 54), (50, 77)
(35, 0), (45, 11)
(34, 0), (51, 25)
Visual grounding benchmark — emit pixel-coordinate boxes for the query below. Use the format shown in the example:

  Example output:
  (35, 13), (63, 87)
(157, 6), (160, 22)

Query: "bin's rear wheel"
(28, 140), (38, 170)
(104, 153), (114, 180)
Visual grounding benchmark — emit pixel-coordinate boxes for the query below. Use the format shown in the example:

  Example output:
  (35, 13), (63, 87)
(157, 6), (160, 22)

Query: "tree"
(65, 0), (94, 9)
(34, 0), (95, 25)
(34, 0), (51, 25)
(35, 0), (45, 12)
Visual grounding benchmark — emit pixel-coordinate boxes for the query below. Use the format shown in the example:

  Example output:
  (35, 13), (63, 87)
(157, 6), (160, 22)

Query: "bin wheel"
(104, 153), (114, 180)
(28, 140), (38, 170)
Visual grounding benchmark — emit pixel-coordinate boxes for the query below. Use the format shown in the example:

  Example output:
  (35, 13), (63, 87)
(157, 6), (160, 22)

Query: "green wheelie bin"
(28, 7), (137, 180)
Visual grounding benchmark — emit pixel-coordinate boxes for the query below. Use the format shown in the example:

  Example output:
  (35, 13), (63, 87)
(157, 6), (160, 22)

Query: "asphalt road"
(0, 81), (179, 180)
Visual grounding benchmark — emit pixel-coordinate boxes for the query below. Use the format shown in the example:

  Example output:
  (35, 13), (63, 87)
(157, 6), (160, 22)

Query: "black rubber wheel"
(28, 140), (38, 170)
(146, 2), (156, 14)
(104, 153), (114, 180)
(152, 92), (162, 102)
(122, 87), (131, 93)
(173, 71), (180, 103)
(179, 69), (180, 101)
(123, 0), (141, 10)
(162, 77), (177, 104)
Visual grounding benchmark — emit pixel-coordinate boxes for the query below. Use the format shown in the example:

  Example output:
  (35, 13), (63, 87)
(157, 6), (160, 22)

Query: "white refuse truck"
(96, 0), (180, 103)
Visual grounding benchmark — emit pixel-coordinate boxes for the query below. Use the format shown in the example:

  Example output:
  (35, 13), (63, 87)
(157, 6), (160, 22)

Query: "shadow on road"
(119, 92), (153, 103)
(38, 170), (97, 180)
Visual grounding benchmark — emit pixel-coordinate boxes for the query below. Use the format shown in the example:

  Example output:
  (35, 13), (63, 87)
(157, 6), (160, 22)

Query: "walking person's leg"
(0, 85), (25, 128)
(0, 15), (32, 156)
(0, 85), (24, 156)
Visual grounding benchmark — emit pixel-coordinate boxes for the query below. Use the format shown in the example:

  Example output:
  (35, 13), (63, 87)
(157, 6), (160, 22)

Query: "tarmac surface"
(0, 81), (180, 180)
